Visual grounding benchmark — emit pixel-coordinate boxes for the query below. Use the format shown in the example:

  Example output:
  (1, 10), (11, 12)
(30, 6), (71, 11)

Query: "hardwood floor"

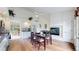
(8, 39), (75, 51)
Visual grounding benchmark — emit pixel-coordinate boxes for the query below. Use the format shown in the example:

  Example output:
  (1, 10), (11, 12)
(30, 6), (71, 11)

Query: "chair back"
(31, 32), (35, 41)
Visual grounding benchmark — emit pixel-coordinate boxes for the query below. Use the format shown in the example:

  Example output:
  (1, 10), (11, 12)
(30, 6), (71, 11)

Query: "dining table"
(35, 34), (46, 50)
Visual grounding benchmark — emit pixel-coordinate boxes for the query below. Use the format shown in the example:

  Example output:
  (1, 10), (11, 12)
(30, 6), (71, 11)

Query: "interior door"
(77, 17), (79, 50)
(75, 17), (79, 51)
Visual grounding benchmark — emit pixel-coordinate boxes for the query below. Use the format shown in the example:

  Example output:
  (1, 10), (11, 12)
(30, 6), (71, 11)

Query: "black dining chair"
(31, 32), (46, 50)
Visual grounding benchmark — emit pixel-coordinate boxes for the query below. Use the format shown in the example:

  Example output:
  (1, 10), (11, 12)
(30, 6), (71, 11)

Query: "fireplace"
(50, 27), (60, 35)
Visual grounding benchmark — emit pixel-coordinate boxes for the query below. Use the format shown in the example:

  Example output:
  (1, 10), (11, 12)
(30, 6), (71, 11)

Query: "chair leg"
(44, 45), (46, 50)
(34, 43), (36, 48)
(50, 37), (52, 45)
(31, 40), (33, 45)
(44, 41), (46, 50)
(38, 43), (41, 50)
(47, 39), (49, 45)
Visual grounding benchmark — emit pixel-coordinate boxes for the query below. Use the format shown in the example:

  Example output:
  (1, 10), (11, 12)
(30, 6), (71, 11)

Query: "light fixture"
(24, 22), (28, 26)
(35, 14), (39, 18)
(28, 17), (33, 21)
(24, 22), (29, 28)
(8, 9), (15, 17)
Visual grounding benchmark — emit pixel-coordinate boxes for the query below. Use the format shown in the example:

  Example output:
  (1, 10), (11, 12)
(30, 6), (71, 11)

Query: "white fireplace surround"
(51, 25), (63, 41)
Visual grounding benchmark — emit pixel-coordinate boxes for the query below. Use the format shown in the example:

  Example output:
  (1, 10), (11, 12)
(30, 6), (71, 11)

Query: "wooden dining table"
(35, 34), (46, 50)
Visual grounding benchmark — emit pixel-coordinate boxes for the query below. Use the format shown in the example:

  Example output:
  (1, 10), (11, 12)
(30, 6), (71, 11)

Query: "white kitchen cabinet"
(21, 32), (31, 39)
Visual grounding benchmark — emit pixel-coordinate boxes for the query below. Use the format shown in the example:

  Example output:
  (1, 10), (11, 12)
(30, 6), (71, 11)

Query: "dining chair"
(45, 34), (52, 45)
(31, 32), (46, 50)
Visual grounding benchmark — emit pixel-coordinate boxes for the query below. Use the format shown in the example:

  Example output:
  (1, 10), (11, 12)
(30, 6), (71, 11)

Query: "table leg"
(44, 38), (46, 50)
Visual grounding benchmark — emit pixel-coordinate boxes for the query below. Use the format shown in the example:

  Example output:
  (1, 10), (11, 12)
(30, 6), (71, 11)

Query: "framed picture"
(45, 24), (47, 29)
(39, 24), (41, 28)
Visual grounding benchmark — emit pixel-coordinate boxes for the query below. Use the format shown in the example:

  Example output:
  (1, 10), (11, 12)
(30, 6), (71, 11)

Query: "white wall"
(50, 11), (74, 43)
(31, 14), (50, 32)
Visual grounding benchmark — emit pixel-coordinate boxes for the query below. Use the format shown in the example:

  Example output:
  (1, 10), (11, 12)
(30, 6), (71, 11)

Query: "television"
(50, 27), (60, 35)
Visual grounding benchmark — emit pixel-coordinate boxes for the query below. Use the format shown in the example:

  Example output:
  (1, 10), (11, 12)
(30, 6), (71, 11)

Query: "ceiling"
(26, 7), (75, 14)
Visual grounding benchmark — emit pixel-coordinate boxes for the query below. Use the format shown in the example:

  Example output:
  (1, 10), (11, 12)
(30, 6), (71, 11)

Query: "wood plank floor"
(8, 39), (75, 51)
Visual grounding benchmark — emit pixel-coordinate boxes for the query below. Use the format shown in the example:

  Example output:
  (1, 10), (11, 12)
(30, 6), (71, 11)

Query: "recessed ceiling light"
(24, 22), (28, 26)
(35, 14), (39, 18)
